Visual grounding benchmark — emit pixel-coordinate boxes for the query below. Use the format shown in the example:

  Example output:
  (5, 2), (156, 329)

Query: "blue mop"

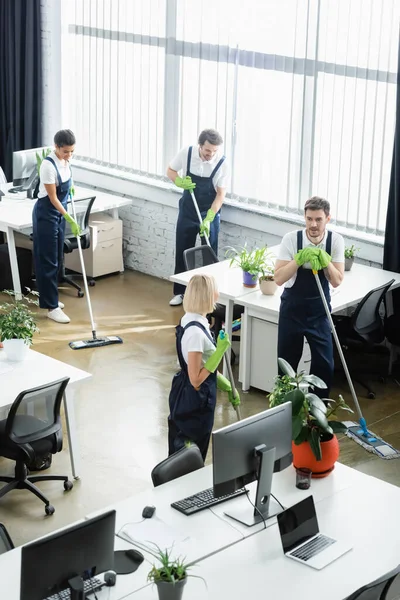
(313, 270), (400, 459)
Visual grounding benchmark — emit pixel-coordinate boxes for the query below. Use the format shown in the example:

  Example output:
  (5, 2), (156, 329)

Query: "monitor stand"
(224, 445), (283, 527)
(68, 575), (84, 600)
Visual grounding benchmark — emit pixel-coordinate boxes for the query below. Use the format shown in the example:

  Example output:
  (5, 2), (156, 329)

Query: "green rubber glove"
(175, 175), (196, 191)
(217, 372), (232, 392)
(318, 248), (332, 269)
(63, 212), (82, 237)
(204, 331), (231, 373)
(228, 389), (241, 407)
(294, 247), (315, 266)
(200, 209), (215, 238)
(70, 184), (75, 197)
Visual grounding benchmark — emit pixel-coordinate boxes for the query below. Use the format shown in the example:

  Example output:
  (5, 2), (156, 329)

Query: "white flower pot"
(259, 278), (278, 295)
(3, 339), (31, 362)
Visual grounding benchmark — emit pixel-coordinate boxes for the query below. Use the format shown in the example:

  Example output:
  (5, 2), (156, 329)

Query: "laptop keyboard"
(290, 534), (335, 562)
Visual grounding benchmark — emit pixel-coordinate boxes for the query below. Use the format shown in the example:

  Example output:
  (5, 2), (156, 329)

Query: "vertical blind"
(63, 0), (400, 236)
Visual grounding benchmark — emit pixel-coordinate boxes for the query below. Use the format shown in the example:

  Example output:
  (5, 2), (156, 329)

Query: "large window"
(62, 0), (399, 236)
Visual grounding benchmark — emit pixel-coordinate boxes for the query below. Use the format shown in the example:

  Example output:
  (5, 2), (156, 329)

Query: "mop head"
(69, 335), (123, 350)
(343, 421), (400, 459)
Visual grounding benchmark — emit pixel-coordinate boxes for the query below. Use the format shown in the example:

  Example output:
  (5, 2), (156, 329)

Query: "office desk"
(132, 475), (400, 600)
(0, 185), (131, 297)
(0, 460), (371, 600)
(0, 348), (91, 478)
(170, 245), (280, 375)
(238, 262), (400, 392)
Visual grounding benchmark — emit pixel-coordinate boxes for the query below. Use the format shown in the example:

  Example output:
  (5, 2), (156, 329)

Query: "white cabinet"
(65, 212), (123, 277)
(245, 317), (311, 393)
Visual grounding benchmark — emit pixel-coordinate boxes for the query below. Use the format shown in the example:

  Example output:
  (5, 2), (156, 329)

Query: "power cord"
(208, 505), (246, 539)
(244, 487), (267, 530)
(271, 492), (286, 511)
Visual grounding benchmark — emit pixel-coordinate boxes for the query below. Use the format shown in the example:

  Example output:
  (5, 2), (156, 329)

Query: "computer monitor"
(12, 146), (51, 186)
(212, 402), (292, 527)
(20, 509), (116, 600)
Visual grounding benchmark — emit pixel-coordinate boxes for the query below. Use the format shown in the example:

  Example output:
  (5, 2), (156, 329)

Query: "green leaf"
(302, 374), (327, 389)
(310, 406), (333, 433)
(278, 358), (295, 378)
(292, 415), (304, 441)
(285, 388), (305, 417)
(309, 428), (322, 460)
(329, 421), (348, 433)
(306, 393), (327, 414)
(294, 425), (310, 445)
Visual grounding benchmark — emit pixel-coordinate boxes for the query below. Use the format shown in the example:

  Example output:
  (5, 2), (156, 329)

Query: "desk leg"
(223, 300), (234, 378)
(241, 309), (251, 392)
(6, 227), (22, 299)
(63, 389), (81, 480)
(110, 207), (124, 273)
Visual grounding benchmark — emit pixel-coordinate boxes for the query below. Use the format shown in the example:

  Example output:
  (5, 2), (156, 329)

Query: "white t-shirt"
(169, 145), (229, 191)
(38, 151), (72, 199)
(278, 229), (345, 288)
(180, 313), (215, 366)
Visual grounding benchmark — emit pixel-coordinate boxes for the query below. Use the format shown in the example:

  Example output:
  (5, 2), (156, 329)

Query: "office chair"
(334, 279), (395, 399)
(0, 523), (14, 554)
(151, 445), (204, 487)
(0, 377), (73, 516)
(183, 246), (244, 365)
(345, 564), (400, 599)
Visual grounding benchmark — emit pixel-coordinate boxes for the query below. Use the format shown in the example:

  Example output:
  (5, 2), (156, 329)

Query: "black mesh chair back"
(151, 445), (204, 487)
(0, 524), (14, 554)
(4, 378), (69, 449)
(351, 279), (394, 345)
(345, 564), (400, 600)
(64, 196), (96, 253)
(183, 245), (219, 271)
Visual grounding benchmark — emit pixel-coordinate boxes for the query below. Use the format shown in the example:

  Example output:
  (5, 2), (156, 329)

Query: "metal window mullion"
(230, 45), (239, 196)
(162, 0), (180, 171)
(286, 0), (301, 209)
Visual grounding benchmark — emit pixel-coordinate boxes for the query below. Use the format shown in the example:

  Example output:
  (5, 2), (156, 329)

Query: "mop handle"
(69, 195), (97, 336)
(220, 332), (242, 421)
(313, 271), (364, 419)
(189, 190), (211, 247)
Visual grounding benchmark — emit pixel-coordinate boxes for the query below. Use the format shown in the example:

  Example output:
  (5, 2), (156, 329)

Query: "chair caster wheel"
(89, 280), (95, 287)
(64, 480), (73, 492)
(45, 504), (55, 516)
(378, 376), (385, 384)
(368, 392), (376, 399)
(78, 291), (84, 298)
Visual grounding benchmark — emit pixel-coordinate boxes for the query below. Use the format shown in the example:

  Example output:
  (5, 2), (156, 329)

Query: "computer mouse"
(142, 505), (156, 519)
(104, 570), (117, 586)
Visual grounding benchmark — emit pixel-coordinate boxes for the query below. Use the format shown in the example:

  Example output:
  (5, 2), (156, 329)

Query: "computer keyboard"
(171, 486), (247, 515)
(290, 534), (335, 562)
(45, 576), (103, 599)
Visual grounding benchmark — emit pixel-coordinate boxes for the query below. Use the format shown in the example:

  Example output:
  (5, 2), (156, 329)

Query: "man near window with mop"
(167, 129), (229, 306)
(274, 197), (345, 397)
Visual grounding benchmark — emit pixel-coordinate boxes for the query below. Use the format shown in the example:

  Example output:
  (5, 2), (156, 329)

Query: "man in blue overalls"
(167, 129), (229, 306)
(33, 129), (81, 324)
(275, 197), (345, 397)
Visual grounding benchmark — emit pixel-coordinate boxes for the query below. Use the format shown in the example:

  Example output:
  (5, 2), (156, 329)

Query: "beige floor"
(1, 270), (400, 549)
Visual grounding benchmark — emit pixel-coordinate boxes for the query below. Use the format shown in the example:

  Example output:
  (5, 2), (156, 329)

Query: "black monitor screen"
(20, 510), (116, 600)
(277, 496), (319, 553)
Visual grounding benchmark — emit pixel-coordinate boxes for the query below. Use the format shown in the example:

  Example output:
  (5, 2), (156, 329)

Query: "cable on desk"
(271, 492), (286, 511)
(244, 487), (267, 530)
(208, 506), (246, 539)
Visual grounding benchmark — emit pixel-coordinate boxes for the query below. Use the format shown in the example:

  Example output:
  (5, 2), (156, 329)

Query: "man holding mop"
(274, 197), (345, 396)
(167, 129), (229, 306)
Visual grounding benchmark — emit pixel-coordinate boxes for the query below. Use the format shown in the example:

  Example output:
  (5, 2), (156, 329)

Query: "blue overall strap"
(210, 155), (226, 180)
(176, 321), (215, 373)
(186, 146), (193, 176)
(44, 156), (72, 187)
(297, 229), (332, 254)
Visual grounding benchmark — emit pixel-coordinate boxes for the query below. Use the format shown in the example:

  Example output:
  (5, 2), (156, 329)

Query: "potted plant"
(0, 290), (39, 361)
(147, 546), (196, 600)
(259, 254), (277, 295)
(226, 245), (271, 288)
(269, 358), (353, 477)
(344, 244), (359, 271)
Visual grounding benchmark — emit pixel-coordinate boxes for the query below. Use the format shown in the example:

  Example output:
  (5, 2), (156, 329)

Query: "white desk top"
(0, 185), (131, 230)
(132, 475), (400, 600)
(170, 245), (281, 302)
(0, 348), (91, 409)
(236, 261), (400, 317)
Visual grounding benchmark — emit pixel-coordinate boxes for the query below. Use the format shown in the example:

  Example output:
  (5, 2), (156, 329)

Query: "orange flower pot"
(292, 435), (340, 478)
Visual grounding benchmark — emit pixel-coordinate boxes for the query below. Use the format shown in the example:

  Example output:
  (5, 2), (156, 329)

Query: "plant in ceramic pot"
(344, 244), (359, 271)
(0, 290), (39, 361)
(226, 245), (271, 288)
(147, 545), (201, 600)
(258, 252), (277, 295)
(269, 358), (353, 477)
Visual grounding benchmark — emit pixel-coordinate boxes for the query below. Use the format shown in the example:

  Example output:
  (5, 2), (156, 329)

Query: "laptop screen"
(277, 496), (319, 554)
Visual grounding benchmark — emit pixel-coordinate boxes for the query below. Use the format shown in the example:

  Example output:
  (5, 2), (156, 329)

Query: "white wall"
(40, 0), (61, 145)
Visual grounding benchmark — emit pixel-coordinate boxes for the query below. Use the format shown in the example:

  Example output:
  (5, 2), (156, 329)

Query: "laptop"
(277, 495), (352, 570)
